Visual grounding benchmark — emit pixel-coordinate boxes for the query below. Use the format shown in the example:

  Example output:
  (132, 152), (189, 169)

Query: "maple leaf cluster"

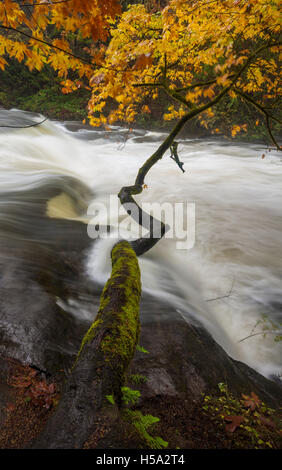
(224, 392), (262, 433)
(8, 364), (57, 410)
(0, 1), (281, 142)
(203, 384), (281, 448)
(86, 0), (280, 142)
(0, 0), (120, 77)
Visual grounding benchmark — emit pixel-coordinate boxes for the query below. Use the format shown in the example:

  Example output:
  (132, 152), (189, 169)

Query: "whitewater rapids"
(0, 108), (281, 379)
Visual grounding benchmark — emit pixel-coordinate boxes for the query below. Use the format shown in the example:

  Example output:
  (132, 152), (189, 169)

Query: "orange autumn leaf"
(231, 125), (241, 137)
(142, 105), (151, 113)
(242, 392), (261, 411)
(134, 53), (153, 70)
(224, 415), (245, 433)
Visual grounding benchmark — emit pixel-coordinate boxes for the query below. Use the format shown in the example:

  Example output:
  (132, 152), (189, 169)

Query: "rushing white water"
(1, 108), (282, 378)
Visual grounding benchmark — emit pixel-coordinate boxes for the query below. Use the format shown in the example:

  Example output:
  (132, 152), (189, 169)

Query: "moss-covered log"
(32, 240), (141, 449)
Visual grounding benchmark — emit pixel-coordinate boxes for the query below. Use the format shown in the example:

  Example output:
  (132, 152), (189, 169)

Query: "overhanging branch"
(235, 88), (281, 150)
(0, 25), (95, 68)
(118, 42), (282, 256)
(0, 117), (48, 129)
(0, 25), (129, 73)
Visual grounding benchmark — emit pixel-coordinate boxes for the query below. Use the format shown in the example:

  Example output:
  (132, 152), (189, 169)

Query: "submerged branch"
(0, 117), (48, 128)
(206, 279), (235, 302)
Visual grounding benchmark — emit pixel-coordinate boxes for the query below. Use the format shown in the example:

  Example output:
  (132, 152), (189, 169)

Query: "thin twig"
(0, 24), (94, 67)
(206, 278), (235, 302)
(0, 117), (48, 128)
(118, 127), (133, 150)
(18, 0), (71, 6)
(0, 24), (134, 74)
(235, 88), (282, 151)
(238, 330), (282, 343)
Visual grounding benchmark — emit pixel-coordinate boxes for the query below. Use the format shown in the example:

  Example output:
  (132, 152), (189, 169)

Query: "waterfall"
(1, 108), (282, 378)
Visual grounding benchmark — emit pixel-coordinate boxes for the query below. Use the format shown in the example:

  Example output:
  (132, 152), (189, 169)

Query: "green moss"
(73, 241), (141, 389)
(72, 318), (104, 369)
(98, 241), (141, 370)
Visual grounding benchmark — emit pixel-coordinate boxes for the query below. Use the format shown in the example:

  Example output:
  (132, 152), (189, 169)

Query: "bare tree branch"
(238, 330), (282, 343)
(265, 115), (281, 151)
(18, 0), (71, 6)
(206, 280), (235, 302)
(0, 24), (95, 67)
(235, 88), (282, 151)
(175, 78), (218, 93)
(235, 89), (282, 125)
(0, 24), (137, 74)
(0, 117), (48, 128)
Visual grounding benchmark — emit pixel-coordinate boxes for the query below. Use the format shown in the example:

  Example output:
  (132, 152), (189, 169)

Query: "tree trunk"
(32, 240), (141, 449)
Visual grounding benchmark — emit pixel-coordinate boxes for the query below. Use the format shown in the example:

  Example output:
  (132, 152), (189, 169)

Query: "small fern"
(129, 374), (147, 384)
(105, 394), (115, 405)
(136, 345), (149, 354)
(124, 409), (168, 449)
(121, 386), (141, 405)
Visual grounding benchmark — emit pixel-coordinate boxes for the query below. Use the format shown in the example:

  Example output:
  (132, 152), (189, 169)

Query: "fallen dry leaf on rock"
(224, 415), (244, 433)
(242, 392), (261, 411)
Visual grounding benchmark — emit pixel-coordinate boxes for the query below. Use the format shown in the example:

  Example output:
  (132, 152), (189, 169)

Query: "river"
(0, 108), (281, 379)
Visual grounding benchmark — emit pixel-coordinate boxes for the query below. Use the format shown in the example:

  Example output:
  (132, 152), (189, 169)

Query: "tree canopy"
(88, 0), (281, 145)
(0, 1), (120, 79)
(0, 0), (281, 146)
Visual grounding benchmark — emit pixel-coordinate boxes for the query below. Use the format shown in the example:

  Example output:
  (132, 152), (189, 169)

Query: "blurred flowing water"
(1, 108), (282, 378)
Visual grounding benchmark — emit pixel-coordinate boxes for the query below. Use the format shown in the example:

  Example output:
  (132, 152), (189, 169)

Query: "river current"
(0, 108), (281, 379)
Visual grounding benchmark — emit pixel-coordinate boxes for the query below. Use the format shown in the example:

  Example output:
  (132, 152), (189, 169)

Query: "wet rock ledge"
(0, 216), (281, 449)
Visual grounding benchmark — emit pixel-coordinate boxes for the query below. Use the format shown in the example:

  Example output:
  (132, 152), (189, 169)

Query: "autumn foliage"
(87, 0), (281, 144)
(0, 1), (120, 77)
(0, 1), (281, 144)
(8, 362), (57, 410)
(203, 384), (281, 448)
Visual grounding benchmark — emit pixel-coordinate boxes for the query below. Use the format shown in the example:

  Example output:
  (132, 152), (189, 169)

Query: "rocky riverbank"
(0, 202), (281, 449)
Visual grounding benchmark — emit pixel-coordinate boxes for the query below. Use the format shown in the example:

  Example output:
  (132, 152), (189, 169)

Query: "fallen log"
(32, 240), (141, 449)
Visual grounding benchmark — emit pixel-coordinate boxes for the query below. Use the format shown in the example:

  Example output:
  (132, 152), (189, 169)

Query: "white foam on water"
(1, 109), (282, 378)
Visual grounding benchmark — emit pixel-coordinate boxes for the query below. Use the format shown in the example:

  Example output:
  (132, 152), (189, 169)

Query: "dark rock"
(0, 173), (281, 447)
(130, 312), (282, 408)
